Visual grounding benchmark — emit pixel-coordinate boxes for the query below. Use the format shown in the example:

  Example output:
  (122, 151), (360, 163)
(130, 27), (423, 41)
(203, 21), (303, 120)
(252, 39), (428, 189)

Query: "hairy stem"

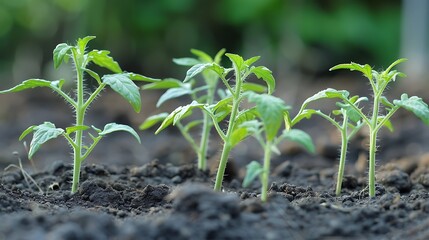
(214, 68), (243, 191)
(71, 50), (85, 194)
(336, 115), (348, 196)
(261, 140), (273, 202)
(368, 96), (380, 197)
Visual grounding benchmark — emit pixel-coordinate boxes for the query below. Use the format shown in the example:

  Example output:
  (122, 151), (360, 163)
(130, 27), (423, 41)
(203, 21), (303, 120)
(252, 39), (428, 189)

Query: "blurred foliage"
(0, 0), (401, 83)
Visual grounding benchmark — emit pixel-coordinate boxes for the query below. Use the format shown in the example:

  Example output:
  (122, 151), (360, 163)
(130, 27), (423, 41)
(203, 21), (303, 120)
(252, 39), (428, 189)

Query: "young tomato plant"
(241, 92), (315, 202)
(141, 49), (225, 171)
(330, 59), (429, 197)
(0, 36), (157, 193)
(155, 53), (275, 191)
(292, 88), (366, 196)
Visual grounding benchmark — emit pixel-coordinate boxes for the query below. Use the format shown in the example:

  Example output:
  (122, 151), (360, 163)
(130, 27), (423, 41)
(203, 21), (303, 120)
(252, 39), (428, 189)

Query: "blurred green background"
(2, 0), (422, 86)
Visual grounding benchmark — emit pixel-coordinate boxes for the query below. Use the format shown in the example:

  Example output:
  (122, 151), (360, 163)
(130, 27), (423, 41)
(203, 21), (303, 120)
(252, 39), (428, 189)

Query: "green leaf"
(155, 101), (204, 134)
(302, 88), (350, 109)
(77, 36), (96, 53)
(381, 96), (394, 109)
(24, 122), (64, 158)
(173, 57), (201, 66)
(291, 109), (318, 126)
(281, 129), (315, 154)
(53, 43), (72, 69)
(384, 58), (407, 74)
(126, 73), (160, 82)
(102, 73), (141, 113)
(84, 68), (101, 85)
(235, 108), (258, 126)
(244, 56), (260, 66)
(242, 82), (267, 93)
(184, 63), (213, 82)
(245, 92), (289, 141)
(393, 94), (429, 125)
(242, 161), (264, 188)
(213, 48), (226, 64)
(99, 123), (141, 143)
(336, 101), (363, 123)
(156, 85), (192, 107)
(0, 79), (64, 93)
(142, 78), (183, 90)
(226, 53), (245, 72)
(330, 62), (373, 81)
(190, 49), (213, 63)
(139, 113), (169, 130)
(230, 128), (249, 148)
(377, 117), (394, 132)
(88, 50), (122, 73)
(65, 125), (90, 135)
(250, 66), (275, 94)
(184, 120), (204, 132)
(19, 125), (37, 141)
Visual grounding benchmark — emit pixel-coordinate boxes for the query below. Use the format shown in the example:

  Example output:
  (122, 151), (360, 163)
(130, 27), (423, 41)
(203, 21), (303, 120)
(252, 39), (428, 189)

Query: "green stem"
(176, 122), (199, 154)
(368, 96), (380, 198)
(198, 83), (216, 170)
(214, 68), (243, 191)
(198, 112), (211, 170)
(71, 49), (85, 194)
(335, 115), (348, 196)
(261, 140), (272, 202)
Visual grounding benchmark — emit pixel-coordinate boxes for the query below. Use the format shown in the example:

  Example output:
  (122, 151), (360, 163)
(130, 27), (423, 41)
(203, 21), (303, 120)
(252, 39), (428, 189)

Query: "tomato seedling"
(141, 49), (225, 171)
(154, 53), (275, 191)
(292, 88), (366, 196)
(0, 36), (157, 193)
(242, 92), (315, 202)
(330, 59), (429, 197)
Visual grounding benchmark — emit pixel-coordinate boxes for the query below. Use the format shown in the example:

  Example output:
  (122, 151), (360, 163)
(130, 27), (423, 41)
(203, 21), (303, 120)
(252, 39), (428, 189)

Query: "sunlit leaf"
(226, 53), (245, 72)
(156, 85), (192, 107)
(65, 125), (90, 135)
(102, 74), (141, 112)
(245, 92), (289, 141)
(88, 50), (122, 73)
(0, 79), (65, 93)
(244, 56), (260, 67)
(53, 43), (72, 69)
(126, 73), (160, 82)
(393, 94), (429, 125)
(99, 123), (141, 143)
(330, 62), (373, 81)
(250, 66), (275, 94)
(156, 101), (204, 134)
(77, 36), (96, 53)
(22, 122), (64, 158)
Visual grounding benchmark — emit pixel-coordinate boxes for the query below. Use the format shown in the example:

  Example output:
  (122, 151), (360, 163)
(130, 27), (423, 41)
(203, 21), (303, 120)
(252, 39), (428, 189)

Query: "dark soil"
(2, 149), (429, 240)
(2, 80), (429, 239)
